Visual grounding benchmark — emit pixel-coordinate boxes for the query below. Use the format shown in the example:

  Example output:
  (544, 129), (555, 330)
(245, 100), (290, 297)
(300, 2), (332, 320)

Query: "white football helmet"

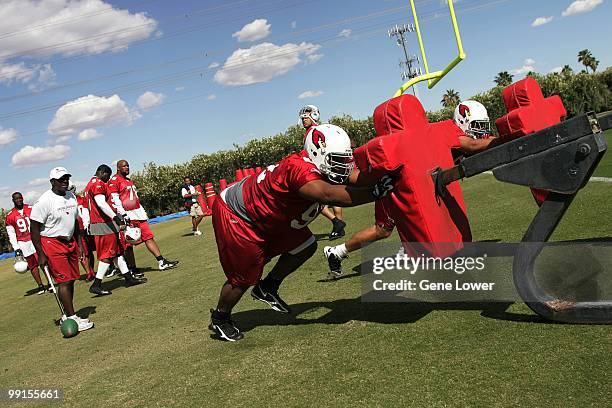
(453, 100), (491, 139)
(304, 124), (354, 184)
(299, 105), (320, 125)
(124, 226), (142, 244)
(14, 255), (28, 274)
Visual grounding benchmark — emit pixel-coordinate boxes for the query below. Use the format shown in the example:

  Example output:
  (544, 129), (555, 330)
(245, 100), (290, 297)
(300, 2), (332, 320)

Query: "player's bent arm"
(95, 194), (117, 219)
(5, 225), (19, 250)
(298, 179), (375, 207)
(347, 167), (383, 187)
(110, 192), (127, 216)
(458, 136), (495, 154)
(29, 220), (44, 258)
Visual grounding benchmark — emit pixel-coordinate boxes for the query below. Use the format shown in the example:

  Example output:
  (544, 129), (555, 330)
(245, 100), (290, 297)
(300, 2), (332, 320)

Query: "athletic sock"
(334, 243), (349, 258)
(114, 256), (130, 274)
(95, 262), (111, 280)
(212, 309), (230, 321)
(155, 255), (164, 262)
(261, 276), (282, 292)
(92, 278), (103, 286)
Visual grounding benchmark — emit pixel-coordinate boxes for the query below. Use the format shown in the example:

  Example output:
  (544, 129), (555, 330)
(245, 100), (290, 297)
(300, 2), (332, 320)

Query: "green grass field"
(593, 129), (612, 177)
(1, 172), (611, 407)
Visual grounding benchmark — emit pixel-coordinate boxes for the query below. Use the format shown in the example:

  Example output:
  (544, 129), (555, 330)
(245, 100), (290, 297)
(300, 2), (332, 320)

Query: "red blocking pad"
(494, 77), (567, 205)
(355, 95), (472, 257)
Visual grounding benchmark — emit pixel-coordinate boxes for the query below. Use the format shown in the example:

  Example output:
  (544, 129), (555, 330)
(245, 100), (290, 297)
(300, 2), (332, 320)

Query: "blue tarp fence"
(0, 211), (190, 261)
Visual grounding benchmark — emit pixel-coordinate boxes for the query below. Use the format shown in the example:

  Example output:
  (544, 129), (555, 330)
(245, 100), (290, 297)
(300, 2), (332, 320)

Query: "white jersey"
(30, 190), (78, 238)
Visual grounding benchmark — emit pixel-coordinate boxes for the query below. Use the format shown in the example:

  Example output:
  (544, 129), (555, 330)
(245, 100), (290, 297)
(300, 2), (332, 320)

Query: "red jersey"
(76, 195), (86, 230)
(85, 176), (112, 224)
(239, 151), (325, 233)
(107, 173), (141, 211)
(5, 205), (33, 242)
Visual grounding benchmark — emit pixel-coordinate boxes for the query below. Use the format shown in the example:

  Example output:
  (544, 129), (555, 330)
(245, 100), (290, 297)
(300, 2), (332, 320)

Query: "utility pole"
(388, 23), (422, 96)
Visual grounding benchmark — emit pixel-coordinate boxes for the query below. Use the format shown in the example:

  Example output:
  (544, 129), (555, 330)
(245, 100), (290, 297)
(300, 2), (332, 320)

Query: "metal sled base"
(432, 112), (612, 323)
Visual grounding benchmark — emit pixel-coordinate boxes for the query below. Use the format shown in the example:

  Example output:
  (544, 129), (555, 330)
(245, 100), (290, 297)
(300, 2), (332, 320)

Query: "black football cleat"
(124, 272), (147, 287)
(209, 309), (244, 342)
(159, 259), (179, 271)
(323, 246), (344, 279)
(89, 283), (112, 296)
(329, 219), (346, 240)
(251, 283), (291, 313)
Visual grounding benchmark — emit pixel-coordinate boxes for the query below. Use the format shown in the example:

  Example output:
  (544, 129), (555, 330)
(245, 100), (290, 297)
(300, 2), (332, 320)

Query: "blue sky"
(0, 0), (610, 209)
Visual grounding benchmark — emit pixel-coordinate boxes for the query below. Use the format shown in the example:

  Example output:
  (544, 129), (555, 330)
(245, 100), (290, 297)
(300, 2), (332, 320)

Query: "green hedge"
(132, 67), (612, 216)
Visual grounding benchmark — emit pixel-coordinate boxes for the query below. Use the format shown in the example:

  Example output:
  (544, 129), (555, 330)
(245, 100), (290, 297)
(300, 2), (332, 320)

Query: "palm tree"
(577, 49), (593, 73)
(561, 65), (573, 76)
(494, 71), (513, 86)
(588, 57), (599, 73)
(441, 89), (460, 107)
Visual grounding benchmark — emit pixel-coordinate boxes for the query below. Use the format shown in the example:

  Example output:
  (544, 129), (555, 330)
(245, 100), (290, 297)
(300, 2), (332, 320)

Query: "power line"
(2, 0), (509, 127)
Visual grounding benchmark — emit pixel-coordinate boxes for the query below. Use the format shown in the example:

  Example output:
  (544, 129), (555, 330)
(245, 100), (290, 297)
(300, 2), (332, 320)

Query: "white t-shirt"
(181, 185), (197, 204)
(30, 190), (78, 238)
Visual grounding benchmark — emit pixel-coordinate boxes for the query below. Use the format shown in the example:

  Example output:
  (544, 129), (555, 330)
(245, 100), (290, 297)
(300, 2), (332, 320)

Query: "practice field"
(0, 173), (611, 407)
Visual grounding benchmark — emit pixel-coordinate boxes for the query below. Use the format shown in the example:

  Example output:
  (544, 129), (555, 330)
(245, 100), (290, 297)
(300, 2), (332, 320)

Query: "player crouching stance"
(209, 124), (394, 341)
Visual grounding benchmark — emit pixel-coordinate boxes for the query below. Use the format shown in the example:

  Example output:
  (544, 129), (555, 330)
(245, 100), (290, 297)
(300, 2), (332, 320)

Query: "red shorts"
(41, 237), (80, 284)
(94, 233), (123, 260)
(79, 235), (96, 256)
(374, 197), (396, 232)
(120, 219), (154, 247)
(212, 197), (315, 286)
(26, 253), (39, 271)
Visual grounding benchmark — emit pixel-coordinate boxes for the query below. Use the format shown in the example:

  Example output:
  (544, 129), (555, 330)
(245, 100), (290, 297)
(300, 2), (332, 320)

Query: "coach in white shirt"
(30, 167), (94, 332)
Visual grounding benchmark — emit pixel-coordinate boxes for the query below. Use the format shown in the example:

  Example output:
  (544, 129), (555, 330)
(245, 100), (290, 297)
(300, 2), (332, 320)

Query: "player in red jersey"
(322, 99), (496, 277)
(85, 164), (146, 295)
(5, 192), (50, 294)
(299, 105), (347, 240)
(70, 185), (96, 281)
(209, 124), (395, 341)
(108, 160), (178, 276)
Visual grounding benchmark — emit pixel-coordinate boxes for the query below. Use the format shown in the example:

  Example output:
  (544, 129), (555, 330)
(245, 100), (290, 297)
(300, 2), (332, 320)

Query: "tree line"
(1, 63), (610, 253)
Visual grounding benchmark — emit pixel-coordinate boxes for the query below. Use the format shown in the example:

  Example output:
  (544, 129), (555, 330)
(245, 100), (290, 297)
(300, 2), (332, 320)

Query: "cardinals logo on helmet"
(311, 128), (326, 149)
(458, 104), (471, 119)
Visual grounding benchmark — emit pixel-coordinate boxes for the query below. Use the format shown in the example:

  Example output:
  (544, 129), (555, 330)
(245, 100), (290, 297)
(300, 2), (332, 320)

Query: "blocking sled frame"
(431, 112), (612, 323)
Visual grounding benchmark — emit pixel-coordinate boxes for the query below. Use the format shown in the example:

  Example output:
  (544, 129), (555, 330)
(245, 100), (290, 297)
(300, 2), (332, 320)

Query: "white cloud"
(306, 53), (324, 64)
(531, 16), (553, 26)
(78, 128), (102, 141)
(0, 0), (158, 60)
(137, 91), (165, 110)
(562, 0), (603, 16)
(232, 19), (271, 42)
(47, 94), (139, 137)
(0, 127), (19, 145)
(298, 90), (324, 99)
(550, 66), (563, 73)
(11, 144), (71, 167)
(338, 29), (352, 38)
(207, 94), (217, 100)
(28, 64), (57, 92)
(208, 62), (220, 69)
(214, 42), (321, 86)
(512, 58), (537, 75)
(28, 178), (49, 187)
(0, 61), (36, 85)
(291, 21), (297, 29)
(175, 86), (185, 92)
(23, 190), (44, 203)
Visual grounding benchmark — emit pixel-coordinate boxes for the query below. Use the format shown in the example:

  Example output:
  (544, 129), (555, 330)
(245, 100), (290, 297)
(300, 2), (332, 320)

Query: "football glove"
(373, 174), (395, 199)
(15, 249), (23, 257)
(113, 214), (128, 226)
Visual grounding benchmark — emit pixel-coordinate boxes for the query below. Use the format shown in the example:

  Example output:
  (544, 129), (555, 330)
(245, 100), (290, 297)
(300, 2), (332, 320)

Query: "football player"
(85, 164), (146, 295)
(70, 185), (96, 281)
(5, 192), (51, 294)
(299, 105), (347, 240)
(109, 160), (179, 275)
(209, 124), (394, 341)
(323, 99), (496, 277)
